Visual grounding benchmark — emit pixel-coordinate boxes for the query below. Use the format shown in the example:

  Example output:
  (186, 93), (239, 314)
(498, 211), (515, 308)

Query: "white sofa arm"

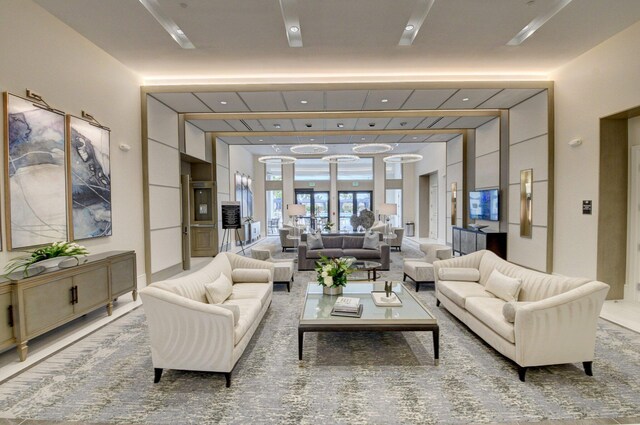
(228, 253), (274, 281)
(514, 281), (609, 367)
(433, 250), (485, 284)
(140, 287), (236, 373)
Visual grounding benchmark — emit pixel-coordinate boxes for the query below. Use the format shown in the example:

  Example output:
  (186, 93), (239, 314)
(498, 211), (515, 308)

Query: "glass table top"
(300, 282), (436, 325)
(350, 260), (382, 270)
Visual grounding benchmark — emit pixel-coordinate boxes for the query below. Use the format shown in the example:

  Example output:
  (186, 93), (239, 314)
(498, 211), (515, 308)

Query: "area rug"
(1, 240), (640, 424)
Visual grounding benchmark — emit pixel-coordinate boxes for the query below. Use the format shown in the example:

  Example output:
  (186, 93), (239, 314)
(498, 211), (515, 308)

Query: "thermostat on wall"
(582, 200), (592, 215)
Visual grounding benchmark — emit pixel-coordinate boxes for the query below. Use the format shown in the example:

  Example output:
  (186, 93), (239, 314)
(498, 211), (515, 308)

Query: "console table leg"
(18, 342), (28, 362)
(106, 302), (113, 316)
(433, 327), (439, 366)
(298, 329), (304, 360)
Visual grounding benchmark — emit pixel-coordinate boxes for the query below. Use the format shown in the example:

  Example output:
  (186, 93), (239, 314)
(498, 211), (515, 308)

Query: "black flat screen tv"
(469, 189), (499, 221)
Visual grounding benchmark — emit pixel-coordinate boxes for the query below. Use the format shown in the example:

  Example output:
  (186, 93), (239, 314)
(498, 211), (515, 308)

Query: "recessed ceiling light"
(300, 100), (308, 104)
(412, 136), (418, 140)
(138, 0), (195, 49)
(399, 0), (435, 46)
(462, 97), (469, 102)
(369, 123), (375, 127)
(337, 123), (344, 128)
(309, 138), (315, 141)
(220, 101), (228, 105)
(259, 139), (264, 142)
(290, 26), (299, 33)
(274, 124), (281, 129)
(400, 121), (408, 127)
(381, 99), (389, 103)
(280, 0), (303, 47)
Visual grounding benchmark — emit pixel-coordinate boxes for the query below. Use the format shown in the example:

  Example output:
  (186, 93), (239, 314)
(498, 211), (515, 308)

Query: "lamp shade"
(287, 204), (306, 216)
(378, 203), (397, 215)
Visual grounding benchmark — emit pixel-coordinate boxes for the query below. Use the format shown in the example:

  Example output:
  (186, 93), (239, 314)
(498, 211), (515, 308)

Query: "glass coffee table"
(298, 282), (439, 365)
(349, 260), (382, 281)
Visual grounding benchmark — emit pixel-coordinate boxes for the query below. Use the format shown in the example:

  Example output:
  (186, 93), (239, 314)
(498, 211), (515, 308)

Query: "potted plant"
(322, 221), (335, 232)
(4, 241), (89, 277)
(315, 256), (354, 295)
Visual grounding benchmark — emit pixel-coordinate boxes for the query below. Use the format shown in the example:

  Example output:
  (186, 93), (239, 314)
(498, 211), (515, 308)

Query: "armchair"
(403, 243), (452, 291)
(251, 247), (294, 292)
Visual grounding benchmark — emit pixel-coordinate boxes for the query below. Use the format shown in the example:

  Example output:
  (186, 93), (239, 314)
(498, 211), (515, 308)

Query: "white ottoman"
(273, 262), (294, 292)
(403, 260), (435, 292)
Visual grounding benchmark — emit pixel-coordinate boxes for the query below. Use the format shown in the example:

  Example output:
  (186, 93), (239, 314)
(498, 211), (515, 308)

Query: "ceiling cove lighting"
(279, 0), (303, 47)
(138, 0), (195, 49)
(507, 0), (573, 46)
(258, 155), (296, 165)
(383, 154), (423, 164)
(399, 0), (435, 46)
(352, 143), (393, 154)
(290, 144), (328, 154)
(322, 154), (360, 163)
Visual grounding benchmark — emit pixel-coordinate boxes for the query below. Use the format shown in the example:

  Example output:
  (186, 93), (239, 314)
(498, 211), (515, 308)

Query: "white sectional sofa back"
(140, 253), (274, 387)
(433, 250), (609, 381)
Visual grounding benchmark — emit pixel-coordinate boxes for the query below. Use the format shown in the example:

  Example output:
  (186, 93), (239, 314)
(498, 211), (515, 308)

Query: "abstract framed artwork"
(67, 115), (111, 240)
(3, 92), (68, 250)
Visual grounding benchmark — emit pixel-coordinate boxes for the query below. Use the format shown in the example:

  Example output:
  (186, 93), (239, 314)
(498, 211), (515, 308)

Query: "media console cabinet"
(0, 250), (136, 361)
(452, 227), (507, 259)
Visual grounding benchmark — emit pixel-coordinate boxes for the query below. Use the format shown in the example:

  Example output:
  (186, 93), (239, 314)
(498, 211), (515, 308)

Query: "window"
(338, 191), (372, 232)
(265, 190), (282, 235)
(294, 159), (330, 181)
(385, 162), (402, 180)
(295, 190), (330, 230)
(337, 158), (373, 180)
(385, 189), (402, 228)
(265, 162), (282, 181)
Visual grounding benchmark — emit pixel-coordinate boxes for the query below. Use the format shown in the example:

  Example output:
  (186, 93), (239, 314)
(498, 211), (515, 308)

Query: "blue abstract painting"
(68, 116), (111, 239)
(5, 93), (67, 249)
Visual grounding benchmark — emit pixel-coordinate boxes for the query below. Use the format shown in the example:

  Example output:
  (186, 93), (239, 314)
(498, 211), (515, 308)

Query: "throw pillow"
(217, 303), (240, 326)
(502, 301), (532, 323)
(307, 232), (324, 250)
(362, 231), (380, 250)
(484, 269), (522, 302)
(438, 267), (480, 282)
(204, 273), (233, 304)
(231, 268), (271, 283)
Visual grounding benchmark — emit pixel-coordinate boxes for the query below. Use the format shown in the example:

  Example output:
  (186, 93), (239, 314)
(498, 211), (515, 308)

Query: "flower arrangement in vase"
(315, 256), (354, 295)
(322, 221), (335, 232)
(3, 241), (89, 277)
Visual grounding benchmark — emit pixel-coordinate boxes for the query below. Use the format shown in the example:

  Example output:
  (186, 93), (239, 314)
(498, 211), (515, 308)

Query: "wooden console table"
(0, 250), (136, 361)
(452, 227), (507, 259)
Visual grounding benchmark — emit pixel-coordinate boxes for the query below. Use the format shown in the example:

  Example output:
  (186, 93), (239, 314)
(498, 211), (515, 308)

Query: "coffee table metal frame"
(298, 282), (439, 365)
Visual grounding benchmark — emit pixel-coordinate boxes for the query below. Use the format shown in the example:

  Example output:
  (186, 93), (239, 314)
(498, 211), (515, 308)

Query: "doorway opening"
(418, 172), (438, 239)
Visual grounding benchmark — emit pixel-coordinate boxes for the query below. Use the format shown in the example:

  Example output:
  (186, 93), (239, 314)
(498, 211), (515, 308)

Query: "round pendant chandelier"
(322, 154), (360, 163)
(383, 153), (423, 163)
(257, 155), (297, 165)
(290, 144), (328, 154)
(352, 143), (392, 154)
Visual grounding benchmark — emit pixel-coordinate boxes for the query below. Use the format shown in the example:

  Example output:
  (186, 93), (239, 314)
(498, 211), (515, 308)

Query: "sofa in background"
(297, 234), (390, 271)
(279, 227), (296, 251)
(139, 253), (274, 387)
(433, 250), (609, 381)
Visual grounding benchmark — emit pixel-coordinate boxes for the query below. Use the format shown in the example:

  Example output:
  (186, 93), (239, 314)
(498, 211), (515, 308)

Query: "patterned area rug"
(1, 239), (640, 424)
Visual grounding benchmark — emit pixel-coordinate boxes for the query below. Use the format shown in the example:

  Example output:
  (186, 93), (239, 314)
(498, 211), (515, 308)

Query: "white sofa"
(139, 253), (274, 387)
(433, 250), (609, 381)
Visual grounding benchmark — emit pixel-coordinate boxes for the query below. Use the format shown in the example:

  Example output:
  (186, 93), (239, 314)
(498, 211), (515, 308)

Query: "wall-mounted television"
(469, 189), (499, 221)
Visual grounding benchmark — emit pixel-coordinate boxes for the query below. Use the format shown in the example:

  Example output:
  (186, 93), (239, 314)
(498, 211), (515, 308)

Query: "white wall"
(507, 92), (549, 272)
(146, 97), (181, 275)
(0, 0), (145, 278)
(185, 122), (206, 162)
(551, 20), (640, 279)
(446, 136), (464, 244)
(413, 142), (448, 244)
(474, 118), (501, 232)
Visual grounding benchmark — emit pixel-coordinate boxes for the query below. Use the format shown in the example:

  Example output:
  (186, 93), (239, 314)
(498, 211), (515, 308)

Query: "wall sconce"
(451, 182), (457, 226)
(520, 169), (533, 237)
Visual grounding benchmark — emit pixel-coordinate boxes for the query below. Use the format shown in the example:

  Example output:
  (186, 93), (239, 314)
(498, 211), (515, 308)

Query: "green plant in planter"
(314, 256), (354, 288)
(3, 241), (89, 276)
(322, 221), (335, 232)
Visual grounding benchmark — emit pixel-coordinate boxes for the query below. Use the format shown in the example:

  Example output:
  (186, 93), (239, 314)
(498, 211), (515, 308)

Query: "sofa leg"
(287, 281), (291, 292)
(403, 273), (407, 281)
(518, 366), (527, 382)
(436, 299), (440, 307)
(154, 368), (163, 383)
(583, 361), (593, 376)
(225, 372), (232, 388)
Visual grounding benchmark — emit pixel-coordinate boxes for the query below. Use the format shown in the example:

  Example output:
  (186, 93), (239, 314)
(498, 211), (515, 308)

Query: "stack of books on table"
(331, 296), (363, 318)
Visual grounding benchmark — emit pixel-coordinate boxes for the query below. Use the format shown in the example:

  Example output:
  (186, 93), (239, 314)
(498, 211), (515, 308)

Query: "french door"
(295, 190), (330, 230)
(338, 191), (372, 232)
